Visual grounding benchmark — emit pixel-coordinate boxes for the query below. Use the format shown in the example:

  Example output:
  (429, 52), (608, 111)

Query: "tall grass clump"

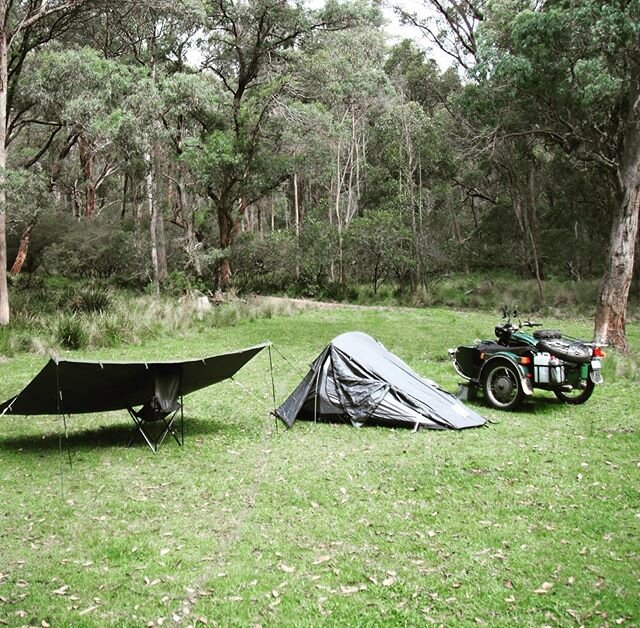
(56, 314), (89, 350)
(58, 284), (112, 314)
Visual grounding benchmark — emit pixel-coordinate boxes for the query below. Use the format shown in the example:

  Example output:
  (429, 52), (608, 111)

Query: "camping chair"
(127, 368), (184, 453)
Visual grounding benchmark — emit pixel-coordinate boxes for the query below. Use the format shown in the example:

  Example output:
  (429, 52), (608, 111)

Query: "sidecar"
(449, 335), (603, 411)
(449, 342), (534, 410)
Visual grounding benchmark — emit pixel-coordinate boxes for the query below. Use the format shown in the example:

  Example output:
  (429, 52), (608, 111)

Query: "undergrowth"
(0, 285), (301, 357)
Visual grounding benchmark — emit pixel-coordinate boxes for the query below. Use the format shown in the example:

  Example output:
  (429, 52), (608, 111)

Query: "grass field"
(0, 304), (638, 627)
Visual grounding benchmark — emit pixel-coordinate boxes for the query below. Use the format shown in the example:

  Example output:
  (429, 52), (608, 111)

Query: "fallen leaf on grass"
(534, 582), (553, 594)
(160, 548), (170, 556)
(382, 576), (396, 587)
(567, 609), (580, 621)
(278, 563), (295, 573)
(313, 555), (332, 565)
(339, 584), (367, 595)
(53, 585), (69, 596)
(197, 617), (208, 625)
(79, 606), (98, 616)
(503, 580), (513, 589)
(144, 577), (162, 587)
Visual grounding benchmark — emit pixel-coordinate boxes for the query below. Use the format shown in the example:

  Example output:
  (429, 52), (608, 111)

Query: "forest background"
(0, 0), (638, 351)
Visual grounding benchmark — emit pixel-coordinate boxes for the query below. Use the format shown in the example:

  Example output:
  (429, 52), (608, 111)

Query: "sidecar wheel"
(554, 379), (595, 404)
(483, 362), (524, 411)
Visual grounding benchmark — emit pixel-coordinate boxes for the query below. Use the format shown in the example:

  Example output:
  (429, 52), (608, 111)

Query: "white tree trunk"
(0, 22), (9, 325)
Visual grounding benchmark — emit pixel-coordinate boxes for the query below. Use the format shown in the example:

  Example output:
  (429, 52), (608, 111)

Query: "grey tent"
(276, 332), (485, 430)
(0, 343), (269, 451)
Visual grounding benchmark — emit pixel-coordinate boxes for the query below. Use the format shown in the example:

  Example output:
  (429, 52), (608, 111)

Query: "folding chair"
(127, 368), (184, 453)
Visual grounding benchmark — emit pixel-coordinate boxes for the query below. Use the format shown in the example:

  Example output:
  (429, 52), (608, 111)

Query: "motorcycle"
(449, 308), (605, 411)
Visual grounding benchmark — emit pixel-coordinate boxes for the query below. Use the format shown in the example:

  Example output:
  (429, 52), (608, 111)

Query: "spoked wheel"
(537, 338), (591, 363)
(554, 378), (595, 405)
(483, 362), (524, 411)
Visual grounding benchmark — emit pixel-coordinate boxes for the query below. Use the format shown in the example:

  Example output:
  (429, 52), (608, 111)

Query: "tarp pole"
(180, 368), (184, 446)
(268, 345), (277, 433)
(55, 362), (72, 468)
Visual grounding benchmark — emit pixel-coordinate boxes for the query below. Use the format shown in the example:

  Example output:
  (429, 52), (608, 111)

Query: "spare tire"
(534, 329), (562, 340)
(536, 338), (592, 363)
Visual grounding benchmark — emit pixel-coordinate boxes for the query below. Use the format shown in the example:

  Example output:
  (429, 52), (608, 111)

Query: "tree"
(407, 0), (640, 351)
(0, 0), (97, 325)
(185, 0), (376, 289)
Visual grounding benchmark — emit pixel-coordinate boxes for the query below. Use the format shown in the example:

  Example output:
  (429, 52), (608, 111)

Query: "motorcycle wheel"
(483, 362), (524, 411)
(554, 378), (595, 405)
(536, 338), (592, 364)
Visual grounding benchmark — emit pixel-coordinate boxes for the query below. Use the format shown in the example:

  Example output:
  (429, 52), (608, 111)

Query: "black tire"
(554, 378), (595, 405)
(483, 361), (524, 411)
(533, 329), (562, 340)
(536, 338), (591, 364)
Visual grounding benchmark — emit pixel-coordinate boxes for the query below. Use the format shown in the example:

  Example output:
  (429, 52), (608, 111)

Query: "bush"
(56, 315), (88, 350)
(59, 285), (112, 314)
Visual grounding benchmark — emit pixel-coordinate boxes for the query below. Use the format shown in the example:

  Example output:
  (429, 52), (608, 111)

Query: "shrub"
(56, 315), (88, 350)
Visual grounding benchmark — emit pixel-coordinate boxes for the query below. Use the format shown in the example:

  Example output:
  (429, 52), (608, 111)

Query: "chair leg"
(127, 408), (159, 453)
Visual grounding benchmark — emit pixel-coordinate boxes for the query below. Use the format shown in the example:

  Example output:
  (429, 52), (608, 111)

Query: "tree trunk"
(146, 149), (160, 295)
(78, 134), (96, 218)
(10, 222), (34, 274)
(594, 70), (640, 352)
(593, 175), (640, 352)
(215, 197), (246, 289)
(0, 22), (8, 325)
(294, 172), (300, 279)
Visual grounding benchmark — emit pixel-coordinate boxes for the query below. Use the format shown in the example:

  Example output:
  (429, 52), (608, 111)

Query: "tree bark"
(10, 222), (33, 274)
(215, 197), (246, 289)
(146, 148), (160, 295)
(594, 67), (640, 352)
(0, 20), (8, 325)
(593, 172), (640, 352)
(78, 134), (96, 218)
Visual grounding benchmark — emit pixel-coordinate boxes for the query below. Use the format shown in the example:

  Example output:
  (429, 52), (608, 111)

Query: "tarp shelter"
(0, 343), (269, 451)
(276, 332), (485, 430)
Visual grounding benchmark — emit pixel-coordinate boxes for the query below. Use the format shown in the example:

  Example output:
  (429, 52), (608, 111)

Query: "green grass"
(0, 305), (638, 627)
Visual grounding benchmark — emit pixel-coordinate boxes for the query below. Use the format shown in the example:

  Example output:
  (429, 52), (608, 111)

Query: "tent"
(0, 343), (269, 451)
(276, 332), (485, 430)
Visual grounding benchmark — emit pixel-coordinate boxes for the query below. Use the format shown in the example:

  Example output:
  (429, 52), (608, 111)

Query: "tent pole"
(55, 362), (72, 468)
(268, 345), (277, 433)
(180, 368), (184, 446)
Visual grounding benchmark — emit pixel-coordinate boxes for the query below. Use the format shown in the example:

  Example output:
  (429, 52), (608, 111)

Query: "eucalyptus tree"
(87, 0), (207, 291)
(185, 0), (376, 288)
(300, 21), (389, 282)
(0, 0), (102, 323)
(401, 0), (640, 351)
